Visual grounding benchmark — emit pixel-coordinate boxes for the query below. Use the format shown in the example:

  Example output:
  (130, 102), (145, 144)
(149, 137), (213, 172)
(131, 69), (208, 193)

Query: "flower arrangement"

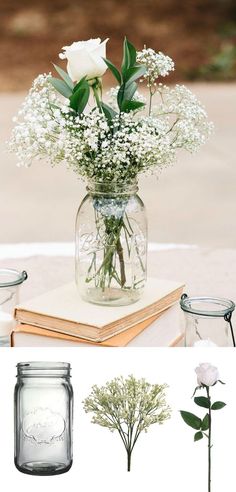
(83, 374), (171, 471)
(8, 37), (213, 304)
(180, 363), (226, 492)
(9, 37), (212, 181)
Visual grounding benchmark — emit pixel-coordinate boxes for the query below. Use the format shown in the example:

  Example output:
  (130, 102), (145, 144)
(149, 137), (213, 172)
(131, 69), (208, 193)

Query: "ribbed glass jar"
(14, 362), (73, 475)
(75, 181), (147, 306)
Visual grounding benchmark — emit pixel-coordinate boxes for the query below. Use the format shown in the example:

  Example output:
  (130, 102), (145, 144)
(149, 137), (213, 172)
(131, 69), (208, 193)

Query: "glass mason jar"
(14, 362), (73, 475)
(0, 269), (27, 347)
(180, 294), (235, 347)
(75, 181), (147, 306)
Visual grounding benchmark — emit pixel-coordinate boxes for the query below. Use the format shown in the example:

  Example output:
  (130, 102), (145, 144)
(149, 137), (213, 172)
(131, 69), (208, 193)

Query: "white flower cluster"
(8, 73), (213, 182)
(8, 73), (70, 168)
(83, 375), (171, 432)
(154, 84), (214, 152)
(137, 48), (175, 85)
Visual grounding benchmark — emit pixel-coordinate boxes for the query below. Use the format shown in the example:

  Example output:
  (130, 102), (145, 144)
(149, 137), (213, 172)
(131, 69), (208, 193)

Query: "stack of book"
(13, 278), (184, 347)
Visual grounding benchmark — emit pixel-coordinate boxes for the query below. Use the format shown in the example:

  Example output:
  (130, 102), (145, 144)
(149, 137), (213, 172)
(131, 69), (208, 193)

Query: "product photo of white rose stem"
(8, 37), (213, 307)
(83, 374), (171, 471)
(180, 363), (226, 492)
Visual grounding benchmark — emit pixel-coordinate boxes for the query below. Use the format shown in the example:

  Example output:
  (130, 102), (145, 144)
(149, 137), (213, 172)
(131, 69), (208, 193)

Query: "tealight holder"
(0, 269), (27, 346)
(180, 293), (235, 347)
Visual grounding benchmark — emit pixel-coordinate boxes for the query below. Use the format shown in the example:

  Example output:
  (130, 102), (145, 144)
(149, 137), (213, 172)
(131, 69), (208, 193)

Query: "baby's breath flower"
(137, 48), (175, 85)
(83, 375), (171, 471)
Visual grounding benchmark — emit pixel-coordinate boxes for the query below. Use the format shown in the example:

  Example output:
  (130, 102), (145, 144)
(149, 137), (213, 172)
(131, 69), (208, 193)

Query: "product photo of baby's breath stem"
(83, 375), (171, 471)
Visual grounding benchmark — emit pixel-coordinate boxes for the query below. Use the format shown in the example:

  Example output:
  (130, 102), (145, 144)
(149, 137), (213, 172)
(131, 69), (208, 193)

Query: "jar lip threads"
(16, 361), (71, 377)
(180, 293), (235, 318)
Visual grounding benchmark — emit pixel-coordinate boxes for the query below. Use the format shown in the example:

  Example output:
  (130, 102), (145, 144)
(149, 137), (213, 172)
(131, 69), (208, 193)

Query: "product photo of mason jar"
(14, 361), (73, 475)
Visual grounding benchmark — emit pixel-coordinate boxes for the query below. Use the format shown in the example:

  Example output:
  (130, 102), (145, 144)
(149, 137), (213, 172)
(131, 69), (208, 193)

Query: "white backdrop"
(0, 347), (233, 491)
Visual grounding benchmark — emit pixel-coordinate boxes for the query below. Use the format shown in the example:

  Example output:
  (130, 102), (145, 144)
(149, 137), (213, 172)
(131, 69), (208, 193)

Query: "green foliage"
(100, 102), (118, 125)
(194, 396), (210, 409)
(201, 413), (210, 431)
(180, 411), (202, 430)
(211, 401), (226, 410)
(194, 431), (203, 442)
(103, 58), (121, 84)
(49, 77), (72, 98)
(104, 37), (146, 116)
(53, 63), (74, 90)
(69, 77), (90, 113)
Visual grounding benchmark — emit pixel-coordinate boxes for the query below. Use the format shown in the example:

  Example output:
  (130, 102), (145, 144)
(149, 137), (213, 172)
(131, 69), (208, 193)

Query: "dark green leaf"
(123, 65), (146, 84)
(126, 38), (137, 67)
(69, 84), (90, 113)
(211, 401), (226, 410)
(121, 38), (130, 76)
(100, 102), (117, 123)
(117, 81), (138, 110)
(201, 413), (210, 431)
(194, 431), (203, 442)
(121, 100), (145, 113)
(218, 380), (226, 385)
(180, 411), (202, 430)
(53, 64), (74, 90)
(103, 58), (121, 84)
(72, 76), (88, 94)
(194, 396), (210, 409)
(49, 77), (72, 98)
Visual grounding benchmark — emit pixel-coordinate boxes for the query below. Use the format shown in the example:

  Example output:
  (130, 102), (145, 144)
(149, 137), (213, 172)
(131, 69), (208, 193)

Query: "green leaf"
(121, 37), (130, 76)
(121, 100), (145, 113)
(194, 396), (210, 409)
(194, 431), (203, 442)
(100, 102), (117, 123)
(49, 77), (72, 98)
(126, 38), (137, 67)
(123, 65), (146, 84)
(201, 413), (210, 431)
(53, 64), (74, 90)
(103, 58), (121, 84)
(72, 76), (88, 94)
(211, 401), (226, 410)
(69, 84), (90, 113)
(118, 81), (137, 109)
(180, 411), (202, 430)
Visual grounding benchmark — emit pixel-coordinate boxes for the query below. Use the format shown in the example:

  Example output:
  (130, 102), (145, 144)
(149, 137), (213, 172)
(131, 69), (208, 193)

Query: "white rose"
(59, 38), (109, 82)
(195, 363), (219, 387)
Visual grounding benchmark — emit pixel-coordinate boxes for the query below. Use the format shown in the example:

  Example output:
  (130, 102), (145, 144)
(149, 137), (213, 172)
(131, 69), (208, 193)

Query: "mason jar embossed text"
(14, 362), (73, 475)
(75, 181), (147, 306)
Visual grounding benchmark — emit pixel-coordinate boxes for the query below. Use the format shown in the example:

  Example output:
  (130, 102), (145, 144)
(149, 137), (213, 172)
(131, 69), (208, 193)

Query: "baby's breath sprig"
(83, 374), (171, 471)
(137, 47), (175, 115)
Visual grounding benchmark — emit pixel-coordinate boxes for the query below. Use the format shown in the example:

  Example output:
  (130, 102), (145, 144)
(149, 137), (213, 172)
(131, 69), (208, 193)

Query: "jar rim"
(180, 294), (235, 317)
(86, 179), (138, 195)
(0, 269), (27, 288)
(16, 361), (71, 377)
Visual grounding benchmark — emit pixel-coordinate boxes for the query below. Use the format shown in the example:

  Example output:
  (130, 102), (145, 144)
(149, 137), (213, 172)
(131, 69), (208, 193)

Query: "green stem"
(206, 386), (212, 492)
(92, 79), (102, 111)
(116, 237), (126, 287)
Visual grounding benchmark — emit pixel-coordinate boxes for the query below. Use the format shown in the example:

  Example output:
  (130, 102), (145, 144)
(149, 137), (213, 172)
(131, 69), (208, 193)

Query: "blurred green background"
(0, 0), (236, 91)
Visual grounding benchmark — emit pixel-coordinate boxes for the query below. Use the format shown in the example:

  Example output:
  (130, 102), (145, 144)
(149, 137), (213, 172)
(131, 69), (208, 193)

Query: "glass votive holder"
(180, 293), (235, 347)
(0, 269), (28, 346)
